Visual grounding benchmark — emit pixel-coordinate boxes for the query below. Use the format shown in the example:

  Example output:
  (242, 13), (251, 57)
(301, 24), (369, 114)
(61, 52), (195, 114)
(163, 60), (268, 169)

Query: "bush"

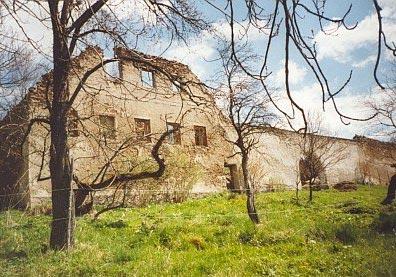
(373, 212), (396, 234)
(335, 223), (358, 244)
(148, 148), (203, 204)
(100, 148), (203, 207)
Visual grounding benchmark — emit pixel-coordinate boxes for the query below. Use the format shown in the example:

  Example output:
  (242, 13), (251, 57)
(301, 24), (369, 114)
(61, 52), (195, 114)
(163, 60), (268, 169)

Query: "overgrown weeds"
(0, 186), (395, 276)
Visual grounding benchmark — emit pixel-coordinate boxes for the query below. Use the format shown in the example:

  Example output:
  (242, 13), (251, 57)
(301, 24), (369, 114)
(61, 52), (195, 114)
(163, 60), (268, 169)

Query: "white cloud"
(104, 0), (171, 24)
(352, 55), (377, 68)
(314, 0), (396, 63)
(161, 18), (269, 80)
(277, 83), (374, 138)
(211, 19), (266, 42)
(274, 60), (307, 87)
(3, 0), (173, 60)
(164, 35), (216, 79)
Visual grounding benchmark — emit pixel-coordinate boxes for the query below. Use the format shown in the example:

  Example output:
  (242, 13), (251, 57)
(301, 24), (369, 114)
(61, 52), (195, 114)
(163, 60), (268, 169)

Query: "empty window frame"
(141, 70), (154, 87)
(194, 125), (208, 146)
(135, 118), (151, 142)
(166, 122), (181, 145)
(99, 115), (116, 139)
(104, 59), (122, 79)
(171, 80), (181, 93)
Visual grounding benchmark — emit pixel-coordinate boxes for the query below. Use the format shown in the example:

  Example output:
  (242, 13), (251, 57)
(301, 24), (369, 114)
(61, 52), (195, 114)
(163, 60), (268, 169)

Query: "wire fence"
(0, 187), (291, 197)
(1, 201), (349, 228)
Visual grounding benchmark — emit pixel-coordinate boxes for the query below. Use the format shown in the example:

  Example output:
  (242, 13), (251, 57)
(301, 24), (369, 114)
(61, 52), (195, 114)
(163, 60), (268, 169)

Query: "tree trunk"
(241, 153), (259, 224)
(308, 181), (313, 202)
(382, 174), (396, 205)
(49, 140), (75, 250)
(48, 33), (75, 250)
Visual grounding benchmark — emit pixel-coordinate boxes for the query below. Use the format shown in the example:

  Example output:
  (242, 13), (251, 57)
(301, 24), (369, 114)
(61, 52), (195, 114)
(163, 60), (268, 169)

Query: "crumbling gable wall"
(25, 46), (233, 206)
(3, 45), (395, 209)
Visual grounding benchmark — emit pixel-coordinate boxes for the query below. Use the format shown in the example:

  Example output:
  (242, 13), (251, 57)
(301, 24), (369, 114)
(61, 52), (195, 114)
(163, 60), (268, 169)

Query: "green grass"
(1, 186), (396, 276)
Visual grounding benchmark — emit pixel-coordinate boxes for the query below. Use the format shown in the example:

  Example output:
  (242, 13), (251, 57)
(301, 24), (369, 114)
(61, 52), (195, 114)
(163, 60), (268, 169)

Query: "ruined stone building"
(1, 46), (395, 210)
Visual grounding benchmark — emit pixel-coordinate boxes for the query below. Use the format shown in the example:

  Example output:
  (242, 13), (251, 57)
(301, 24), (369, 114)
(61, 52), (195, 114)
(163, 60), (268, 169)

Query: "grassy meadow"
(1, 186), (396, 276)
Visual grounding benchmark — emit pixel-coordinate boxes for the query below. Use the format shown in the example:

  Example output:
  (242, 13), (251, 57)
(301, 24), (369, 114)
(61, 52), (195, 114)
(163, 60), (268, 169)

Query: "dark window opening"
(141, 70), (154, 87)
(166, 122), (181, 144)
(99, 115), (116, 139)
(68, 109), (79, 137)
(135, 118), (151, 142)
(224, 163), (242, 192)
(194, 125), (207, 146)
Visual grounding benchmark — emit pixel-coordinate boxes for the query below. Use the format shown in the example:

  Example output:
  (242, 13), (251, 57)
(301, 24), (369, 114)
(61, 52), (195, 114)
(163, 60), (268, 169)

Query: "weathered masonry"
(249, 131), (396, 189)
(0, 46), (395, 210)
(0, 46), (235, 209)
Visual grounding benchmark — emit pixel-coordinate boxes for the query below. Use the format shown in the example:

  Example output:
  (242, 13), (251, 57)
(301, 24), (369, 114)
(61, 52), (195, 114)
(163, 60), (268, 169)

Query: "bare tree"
(215, 43), (276, 224)
(1, 0), (207, 250)
(2, 0), (395, 250)
(368, 63), (396, 140)
(297, 114), (347, 202)
(0, 11), (42, 115)
(293, 162), (301, 205)
(367, 63), (396, 204)
(205, 0), (394, 132)
(0, 10), (43, 210)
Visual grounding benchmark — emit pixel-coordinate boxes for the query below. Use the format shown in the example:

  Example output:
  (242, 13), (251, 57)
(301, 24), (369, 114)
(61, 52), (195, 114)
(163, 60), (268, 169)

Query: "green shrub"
(335, 223), (358, 244)
(160, 149), (203, 203)
(98, 148), (203, 207)
(373, 212), (396, 234)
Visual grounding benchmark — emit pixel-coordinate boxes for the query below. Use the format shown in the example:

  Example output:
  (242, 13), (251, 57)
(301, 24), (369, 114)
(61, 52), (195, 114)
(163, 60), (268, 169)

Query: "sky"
(160, 0), (396, 139)
(4, 0), (396, 139)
